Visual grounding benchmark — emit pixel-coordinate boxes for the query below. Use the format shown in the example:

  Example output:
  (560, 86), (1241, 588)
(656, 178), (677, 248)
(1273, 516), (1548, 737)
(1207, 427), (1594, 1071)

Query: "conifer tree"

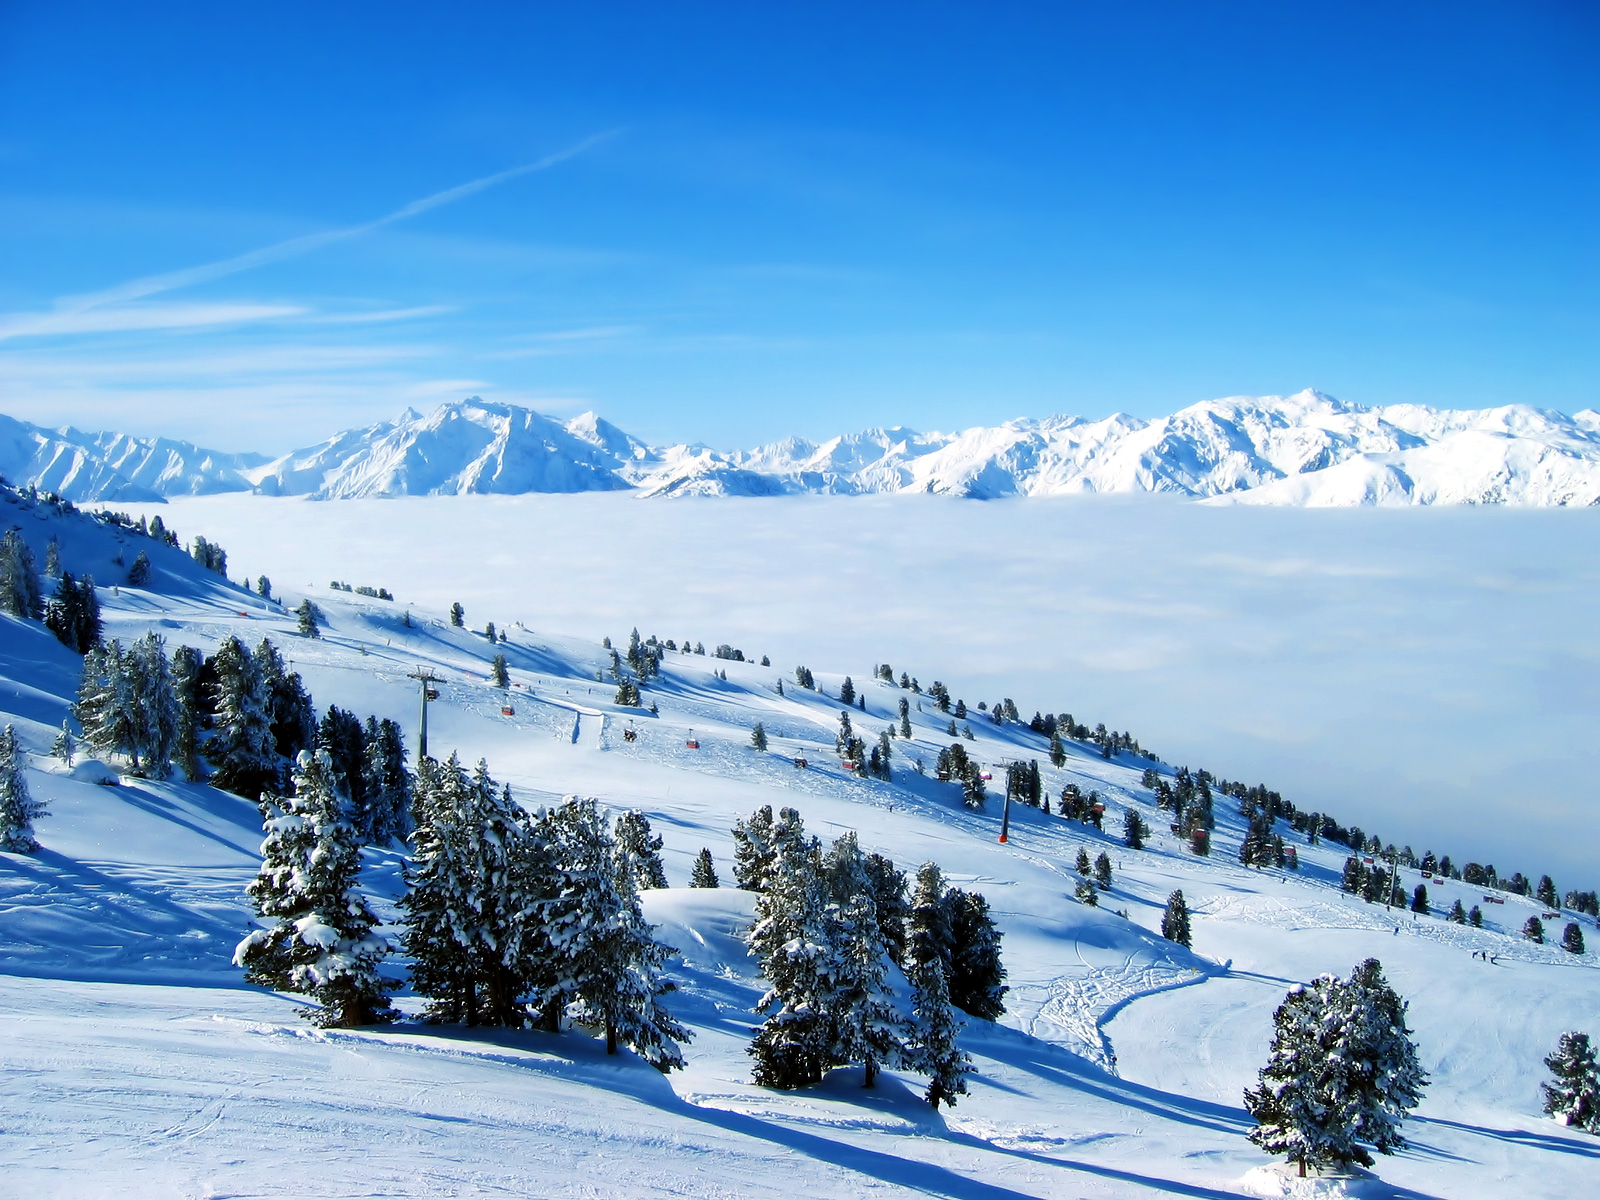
(747, 826), (832, 1088)
(943, 888), (1008, 1020)
(1245, 959), (1426, 1175)
(1076, 847), (1091, 876)
(1095, 851), (1113, 890)
(125, 632), (180, 776)
(0, 724), (46, 852)
(1537, 875), (1559, 909)
(169, 645), (204, 781)
(127, 550), (152, 587)
(1411, 884), (1429, 915)
(1541, 1032), (1600, 1131)
(52, 719), (75, 767)
(45, 536), (61, 577)
(1075, 877), (1099, 906)
(235, 749), (396, 1026)
(491, 653), (510, 688)
(542, 797), (690, 1068)
(0, 529), (43, 619)
(449, 602), (464, 627)
(614, 810), (669, 890)
(822, 833), (906, 1087)
(905, 863), (971, 1108)
(360, 716), (412, 844)
(1123, 808), (1145, 849)
(839, 676), (855, 706)
(1161, 890), (1192, 947)
(297, 599), (320, 638)
(1049, 731), (1065, 768)
(1469, 905), (1483, 928)
(751, 722), (768, 751)
(690, 848), (719, 888)
(1446, 899), (1467, 924)
(1524, 916), (1546, 944)
(207, 636), (275, 800)
(863, 852), (909, 967)
(1561, 922), (1586, 955)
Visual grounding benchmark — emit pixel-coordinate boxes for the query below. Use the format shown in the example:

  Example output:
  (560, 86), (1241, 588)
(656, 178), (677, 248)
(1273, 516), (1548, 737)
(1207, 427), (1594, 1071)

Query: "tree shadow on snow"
(1413, 1115), (1600, 1160)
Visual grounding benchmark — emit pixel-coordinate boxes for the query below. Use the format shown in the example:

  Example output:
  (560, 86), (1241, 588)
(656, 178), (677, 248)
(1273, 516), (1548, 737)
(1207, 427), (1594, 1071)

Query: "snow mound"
(1238, 1164), (1393, 1198)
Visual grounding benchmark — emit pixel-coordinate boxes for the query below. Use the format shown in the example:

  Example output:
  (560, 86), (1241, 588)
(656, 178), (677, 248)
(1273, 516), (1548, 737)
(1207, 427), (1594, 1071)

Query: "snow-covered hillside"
(9, 391), (1600, 505)
(1, 492), (1596, 1197)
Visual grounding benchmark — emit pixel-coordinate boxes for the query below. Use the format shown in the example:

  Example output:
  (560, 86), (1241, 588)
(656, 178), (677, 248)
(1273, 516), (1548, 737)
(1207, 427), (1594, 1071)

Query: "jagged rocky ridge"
(6, 390), (1599, 505)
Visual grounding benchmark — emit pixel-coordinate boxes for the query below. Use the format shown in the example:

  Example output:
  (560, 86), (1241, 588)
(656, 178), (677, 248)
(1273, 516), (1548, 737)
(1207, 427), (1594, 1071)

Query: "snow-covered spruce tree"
(689, 847), (720, 888)
(1075, 847), (1091, 876)
(614, 810), (669, 890)
(1075, 877), (1099, 906)
(449, 601), (464, 627)
(1246, 959), (1426, 1176)
(296, 599), (320, 638)
(1524, 916), (1546, 944)
(1161, 890), (1192, 947)
(45, 536), (61, 577)
(235, 749), (396, 1027)
(540, 797), (690, 1069)
(943, 887), (1008, 1020)
(751, 721), (767, 751)
(207, 636), (275, 800)
(45, 572), (102, 653)
(732, 804), (775, 890)
(170, 645), (204, 782)
(1446, 899), (1467, 924)
(258, 639), (316, 783)
(1124, 808), (1145, 849)
(491, 653), (509, 688)
(0, 724), (47, 853)
(906, 861), (972, 1108)
(822, 833), (908, 1087)
(316, 706), (368, 823)
(52, 720), (75, 767)
(863, 851), (909, 967)
(1562, 922), (1586, 956)
(360, 717), (412, 844)
(73, 640), (134, 766)
(402, 755), (544, 1027)
(747, 825), (833, 1088)
(126, 632), (179, 776)
(1095, 851), (1113, 890)
(0, 529), (43, 619)
(1541, 1031), (1600, 1131)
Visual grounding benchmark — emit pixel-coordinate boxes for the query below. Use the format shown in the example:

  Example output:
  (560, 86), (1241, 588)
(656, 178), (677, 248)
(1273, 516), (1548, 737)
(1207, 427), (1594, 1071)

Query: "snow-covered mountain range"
(8, 390), (1600, 505)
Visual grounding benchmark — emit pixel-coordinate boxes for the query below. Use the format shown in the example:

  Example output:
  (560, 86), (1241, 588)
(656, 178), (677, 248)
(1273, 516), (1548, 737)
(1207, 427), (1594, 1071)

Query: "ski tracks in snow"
(1025, 951), (1215, 1075)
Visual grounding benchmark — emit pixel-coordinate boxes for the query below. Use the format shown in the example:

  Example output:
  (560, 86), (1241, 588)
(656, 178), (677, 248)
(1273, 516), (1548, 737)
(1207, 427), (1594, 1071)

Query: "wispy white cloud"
(306, 305), (457, 325)
(5, 130), (619, 341)
(0, 302), (306, 339)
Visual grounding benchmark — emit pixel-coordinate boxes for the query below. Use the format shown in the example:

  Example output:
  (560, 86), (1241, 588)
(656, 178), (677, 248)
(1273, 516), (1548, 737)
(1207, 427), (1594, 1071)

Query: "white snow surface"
(1, 490), (1596, 1197)
(9, 390), (1600, 505)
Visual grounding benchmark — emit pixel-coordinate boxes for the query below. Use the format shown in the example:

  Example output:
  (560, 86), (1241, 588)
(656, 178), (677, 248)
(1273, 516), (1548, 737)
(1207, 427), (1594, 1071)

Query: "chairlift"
(793, 757), (808, 769)
(501, 705), (515, 717)
(623, 724), (638, 743)
(425, 688), (440, 701)
(685, 731), (700, 749)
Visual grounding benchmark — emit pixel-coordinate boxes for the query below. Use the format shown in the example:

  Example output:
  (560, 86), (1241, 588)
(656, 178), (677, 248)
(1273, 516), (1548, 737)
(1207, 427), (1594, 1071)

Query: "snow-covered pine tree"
(360, 716), (412, 844)
(1245, 975), (1341, 1177)
(52, 719), (75, 767)
(1095, 851), (1113, 890)
(863, 852), (909, 967)
(45, 536), (61, 577)
(1524, 916), (1546, 944)
(747, 824), (833, 1088)
(126, 550), (151, 587)
(170, 645), (204, 781)
(449, 602), (464, 627)
(943, 888), (1008, 1020)
(206, 637), (275, 799)
(905, 862), (972, 1107)
(402, 756), (484, 1024)
(1075, 877), (1099, 906)
(0, 529), (43, 619)
(0, 724), (46, 852)
(258, 639), (316, 785)
(690, 847), (720, 888)
(1561, 922), (1586, 955)
(1124, 808), (1145, 849)
(73, 640), (133, 766)
(1447, 899), (1467, 924)
(235, 749), (396, 1026)
(751, 721), (768, 751)
(1075, 847), (1091, 876)
(1411, 884), (1429, 915)
(491, 653), (509, 688)
(296, 599), (320, 638)
(1541, 1031), (1600, 1131)
(614, 810), (669, 890)
(822, 833), (908, 1087)
(732, 804), (776, 891)
(125, 632), (179, 776)
(541, 797), (691, 1068)
(1161, 890), (1191, 947)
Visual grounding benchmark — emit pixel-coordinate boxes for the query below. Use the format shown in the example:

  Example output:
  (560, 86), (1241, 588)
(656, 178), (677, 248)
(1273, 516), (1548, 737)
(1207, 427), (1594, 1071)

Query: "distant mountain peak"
(3, 391), (1597, 506)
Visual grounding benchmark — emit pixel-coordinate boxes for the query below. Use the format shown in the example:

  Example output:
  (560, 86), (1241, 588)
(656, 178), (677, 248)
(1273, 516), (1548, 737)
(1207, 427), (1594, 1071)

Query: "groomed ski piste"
(2, 492), (1597, 1199)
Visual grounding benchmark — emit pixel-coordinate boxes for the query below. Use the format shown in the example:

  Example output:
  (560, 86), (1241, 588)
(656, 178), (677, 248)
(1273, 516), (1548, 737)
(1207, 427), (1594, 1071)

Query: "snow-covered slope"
(1, 491), (1597, 1197)
(8, 391), (1599, 506)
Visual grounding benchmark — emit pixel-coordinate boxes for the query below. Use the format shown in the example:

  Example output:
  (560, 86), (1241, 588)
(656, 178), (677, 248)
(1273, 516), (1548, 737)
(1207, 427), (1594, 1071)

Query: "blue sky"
(0, 1), (1595, 451)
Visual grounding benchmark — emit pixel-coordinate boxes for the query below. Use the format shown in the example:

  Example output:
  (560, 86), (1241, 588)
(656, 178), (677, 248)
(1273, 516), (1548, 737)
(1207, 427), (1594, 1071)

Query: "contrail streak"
(54, 130), (621, 316)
